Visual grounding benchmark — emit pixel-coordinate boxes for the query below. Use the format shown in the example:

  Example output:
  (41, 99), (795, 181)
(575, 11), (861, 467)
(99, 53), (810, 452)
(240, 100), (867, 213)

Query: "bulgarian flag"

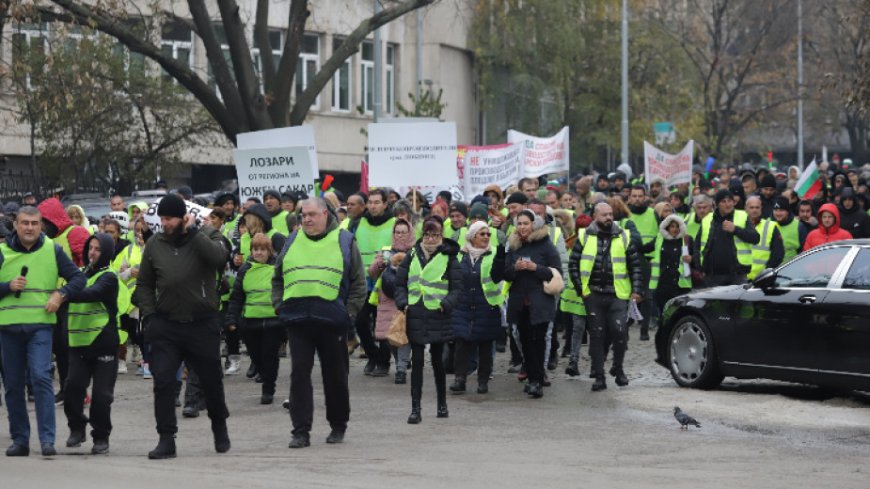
(795, 158), (821, 199)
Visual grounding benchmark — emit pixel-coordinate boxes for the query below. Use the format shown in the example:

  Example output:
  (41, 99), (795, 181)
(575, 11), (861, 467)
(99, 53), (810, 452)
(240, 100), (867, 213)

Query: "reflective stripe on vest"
(778, 218), (800, 263)
(0, 239), (59, 326)
(356, 217), (396, 269)
(649, 234), (691, 290)
(281, 229), (344, 301)
(477, 252), (504, 306)
(577, 229), (631, 300)
(407, 251), (449, 310)
(68, 269), (112, 347)
(243, 261), (277, 319)
(699, 210), (752, 268)
(748, 219), (775, 279)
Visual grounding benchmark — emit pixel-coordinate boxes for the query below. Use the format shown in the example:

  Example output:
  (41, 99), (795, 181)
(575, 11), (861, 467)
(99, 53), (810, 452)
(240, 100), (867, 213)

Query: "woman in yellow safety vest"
(395, 216), (462, 424)
(649, 215), (693, 353)
(225, 233), (284, 405)
(64, 233), (124, 455)
(368, 219), (415, 384)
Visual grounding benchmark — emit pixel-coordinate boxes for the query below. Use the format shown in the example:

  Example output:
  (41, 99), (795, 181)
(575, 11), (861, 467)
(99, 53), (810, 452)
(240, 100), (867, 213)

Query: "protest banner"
(507, 126), (569, 177)
(143, 197), (212, 234)
(367, 121), (458, 187)
(643, 140), (694, 187)
(395, 185), (465, 205)
(462, 143), (522, 197)
(233, 146), (316, 199)
(237, 126), (319, 175)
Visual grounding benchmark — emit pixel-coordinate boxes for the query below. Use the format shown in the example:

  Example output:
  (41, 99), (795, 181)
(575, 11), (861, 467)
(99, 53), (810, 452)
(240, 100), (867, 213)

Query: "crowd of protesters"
(0, 158), (868, 457)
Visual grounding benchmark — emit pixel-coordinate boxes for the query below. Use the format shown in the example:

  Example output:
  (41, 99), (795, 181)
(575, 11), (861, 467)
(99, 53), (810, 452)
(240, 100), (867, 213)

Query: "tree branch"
(47, 0), (240, 143)
(290, 0), (435, 125)
(254, 0), (275, 93)
(272, 0), (309, 126)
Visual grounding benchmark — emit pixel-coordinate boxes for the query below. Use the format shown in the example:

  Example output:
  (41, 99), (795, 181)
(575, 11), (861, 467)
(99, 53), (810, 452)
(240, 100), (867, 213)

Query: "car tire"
(667, 316), (724, 389)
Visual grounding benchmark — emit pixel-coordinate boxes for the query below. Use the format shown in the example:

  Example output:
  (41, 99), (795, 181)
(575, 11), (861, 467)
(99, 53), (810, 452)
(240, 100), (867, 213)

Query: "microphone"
(15, 266), (28, 299)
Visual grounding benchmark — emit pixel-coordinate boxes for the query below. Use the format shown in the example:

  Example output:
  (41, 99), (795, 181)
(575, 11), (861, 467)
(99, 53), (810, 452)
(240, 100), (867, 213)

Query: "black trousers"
(353, 303), (379, 360)
(245, 326), (286, 395)
(146, 314), (228, 435)
(586, 293), (629, 378)
(287, 322), (349, 437)
(222, 302), (241, 356)
(454, 338), (493, 384)
(516, 307), (547, 383)
(410, 342), (446, 402)
(64, 347), (118, 440)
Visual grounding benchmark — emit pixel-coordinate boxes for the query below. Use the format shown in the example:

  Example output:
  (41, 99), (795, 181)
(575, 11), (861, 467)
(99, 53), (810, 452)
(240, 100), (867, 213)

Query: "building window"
(252, 29), (284, 93)
(161, 20), (194, 82)
(361, 40), (374, 114)
(385, 44), (396, 114)
(295, 33), (320, 108)
(11, 23), (48, 89)
(332, 38), (351, 112)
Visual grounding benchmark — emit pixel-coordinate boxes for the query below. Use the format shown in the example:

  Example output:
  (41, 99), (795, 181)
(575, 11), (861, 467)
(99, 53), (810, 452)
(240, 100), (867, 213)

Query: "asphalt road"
(1, 337), (869, 488)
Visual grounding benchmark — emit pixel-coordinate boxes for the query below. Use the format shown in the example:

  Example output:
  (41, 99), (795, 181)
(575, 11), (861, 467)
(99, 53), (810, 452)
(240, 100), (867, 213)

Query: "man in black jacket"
(134, 194), (231, 460)
(693, 189), (760, 287)
(569, 203), (643, 392)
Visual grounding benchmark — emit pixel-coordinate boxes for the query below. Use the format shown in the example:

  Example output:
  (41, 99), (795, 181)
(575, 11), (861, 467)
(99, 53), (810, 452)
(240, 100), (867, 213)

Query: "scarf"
(421, 242), (439, 261)
(463, 243), (488, 265)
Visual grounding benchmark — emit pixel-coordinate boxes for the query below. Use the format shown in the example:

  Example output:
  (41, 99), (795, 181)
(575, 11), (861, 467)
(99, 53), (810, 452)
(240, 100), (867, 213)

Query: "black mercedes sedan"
(655, 240), (870, 391)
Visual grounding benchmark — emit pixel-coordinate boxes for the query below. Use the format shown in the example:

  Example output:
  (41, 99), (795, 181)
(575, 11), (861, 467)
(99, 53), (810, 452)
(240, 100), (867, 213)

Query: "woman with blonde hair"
(67, 205), (95, 234)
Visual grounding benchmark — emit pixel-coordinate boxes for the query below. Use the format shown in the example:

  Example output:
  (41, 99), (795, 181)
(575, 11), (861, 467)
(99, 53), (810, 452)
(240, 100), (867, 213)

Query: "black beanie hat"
(157, 194), (187, 218)
(714, 189), (734, 204)
(505, 192), (528, 206)
(772, 196), (789, 210)
(449, 201), (469, 218)
(760, 174), (776, 189)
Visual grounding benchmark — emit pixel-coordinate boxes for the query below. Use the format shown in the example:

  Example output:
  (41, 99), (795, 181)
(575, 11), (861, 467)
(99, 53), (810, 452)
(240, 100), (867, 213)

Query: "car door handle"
(798, 295), (817, 304)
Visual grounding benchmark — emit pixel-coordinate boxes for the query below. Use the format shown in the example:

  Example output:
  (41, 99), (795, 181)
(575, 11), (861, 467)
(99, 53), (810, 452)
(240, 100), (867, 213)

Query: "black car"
(656, 240), (870, 391)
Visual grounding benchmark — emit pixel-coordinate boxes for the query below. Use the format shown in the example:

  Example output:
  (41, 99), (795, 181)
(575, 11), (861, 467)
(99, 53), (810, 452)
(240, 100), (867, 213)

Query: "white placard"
(237, 126), (319, 175)
(395, 185), (465, 205)
(143, 198), (212, 234)
(508, 126), (570, 177)
(643, 140), (694, 188)
(233, 146), (316, 200)
(462, 143), (522, 198)
(367, 121), (458, 187)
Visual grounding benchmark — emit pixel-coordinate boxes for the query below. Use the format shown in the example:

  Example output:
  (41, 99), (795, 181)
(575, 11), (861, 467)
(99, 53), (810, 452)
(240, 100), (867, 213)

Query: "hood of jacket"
(127, 201), (148, 221)
(507, 225), (551, 251)
(37, 198), (72, 235)
(5, 231), (48, 253)
(817, 203), (842, 235)
(82, 232), (116, 273)
(659, 214), (687, 240)
(243, 203), (273, 233)
(483, 184), (504, 203)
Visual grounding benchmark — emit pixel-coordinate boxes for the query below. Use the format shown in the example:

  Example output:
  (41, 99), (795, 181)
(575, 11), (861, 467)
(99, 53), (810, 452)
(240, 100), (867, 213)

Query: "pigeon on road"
(674, 406), (701, 430)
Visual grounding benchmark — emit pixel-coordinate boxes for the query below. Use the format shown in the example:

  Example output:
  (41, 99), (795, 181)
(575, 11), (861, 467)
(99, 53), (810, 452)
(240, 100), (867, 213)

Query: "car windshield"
(774, 247), (850, 288)
(843, 249), (870, 290)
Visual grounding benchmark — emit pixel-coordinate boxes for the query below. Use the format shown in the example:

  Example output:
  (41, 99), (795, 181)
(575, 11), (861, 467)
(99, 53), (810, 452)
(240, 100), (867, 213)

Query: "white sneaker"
(117, 362), (128, 375)
(142, 363), (152, 379)
(131, 345), (142, 364)
(225, 355), (242, 375)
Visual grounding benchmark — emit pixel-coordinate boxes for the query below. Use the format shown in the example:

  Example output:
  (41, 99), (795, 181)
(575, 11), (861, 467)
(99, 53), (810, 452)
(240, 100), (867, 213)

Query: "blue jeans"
(0, 325), (55, 446)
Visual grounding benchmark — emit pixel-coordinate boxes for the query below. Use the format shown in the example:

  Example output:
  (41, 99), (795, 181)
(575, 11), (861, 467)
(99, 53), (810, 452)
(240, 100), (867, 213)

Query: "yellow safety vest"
(748, 218), (776, 280)
(699, 210), (752, 268)
(281, 229), (344, 301)
(0, 239), (59, 326)
(577, 229), (632, 300)
(649, 234), (692, 290)
(407, 251), (449, 310)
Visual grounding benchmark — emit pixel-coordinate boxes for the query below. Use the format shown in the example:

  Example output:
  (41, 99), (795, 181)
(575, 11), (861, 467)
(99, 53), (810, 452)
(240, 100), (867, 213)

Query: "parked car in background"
(656, 240), (870, 392)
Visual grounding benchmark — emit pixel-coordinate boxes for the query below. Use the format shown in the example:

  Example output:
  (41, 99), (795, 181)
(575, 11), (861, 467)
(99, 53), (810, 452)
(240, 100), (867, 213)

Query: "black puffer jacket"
(395, 238), (462, 345)
(568, 221), (644, 298)
(504, 226), (562, 325)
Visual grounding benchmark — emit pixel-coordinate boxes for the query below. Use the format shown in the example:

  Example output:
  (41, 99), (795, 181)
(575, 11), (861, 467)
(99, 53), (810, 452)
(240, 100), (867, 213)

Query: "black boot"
(565, 361), (580, 377)
(527, 381), (543, 398)
(610, 366), (629, 386)
(449, 376), (466, 394)
(407, 388), (422, 424)
(148, 434), (176, 459)
(436, 382), (448, 418)
(591, 376), (607, 392)
(91, 438), (109, 455)
(212, 420), (231, 453)
(174, 381), (182, 407)
(245, 362), (258, 379)
(66, 429), (86, 448)
(476, 380), (489, 394)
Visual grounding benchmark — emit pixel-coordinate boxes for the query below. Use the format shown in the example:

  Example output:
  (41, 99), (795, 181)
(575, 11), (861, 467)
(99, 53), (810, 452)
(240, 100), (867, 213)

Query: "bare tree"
(33, 0), (434, 145)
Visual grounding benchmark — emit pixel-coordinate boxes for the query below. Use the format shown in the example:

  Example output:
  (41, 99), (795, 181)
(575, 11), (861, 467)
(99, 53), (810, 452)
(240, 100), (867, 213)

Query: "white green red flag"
(795, 159), (821, 199)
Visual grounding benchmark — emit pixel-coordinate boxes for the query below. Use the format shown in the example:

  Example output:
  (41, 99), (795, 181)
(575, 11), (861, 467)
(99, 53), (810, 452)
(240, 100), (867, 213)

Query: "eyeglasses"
(478, 232), (491, 237)
(423, 233), (442, 240)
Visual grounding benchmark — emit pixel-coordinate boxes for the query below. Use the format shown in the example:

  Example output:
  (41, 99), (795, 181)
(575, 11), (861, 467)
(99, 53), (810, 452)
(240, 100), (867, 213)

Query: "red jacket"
(803, 203), (853, 252)
(37, 198), (90, 267)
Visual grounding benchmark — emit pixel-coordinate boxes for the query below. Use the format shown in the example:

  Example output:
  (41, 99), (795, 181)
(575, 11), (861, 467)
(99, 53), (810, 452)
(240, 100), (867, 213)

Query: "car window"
(774, 247), (849, 288)
(843, 249), (870, 290)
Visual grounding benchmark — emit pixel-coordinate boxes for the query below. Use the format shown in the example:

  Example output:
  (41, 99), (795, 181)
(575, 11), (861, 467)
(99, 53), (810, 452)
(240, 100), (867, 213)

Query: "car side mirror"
(753, 268), (777, 290)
